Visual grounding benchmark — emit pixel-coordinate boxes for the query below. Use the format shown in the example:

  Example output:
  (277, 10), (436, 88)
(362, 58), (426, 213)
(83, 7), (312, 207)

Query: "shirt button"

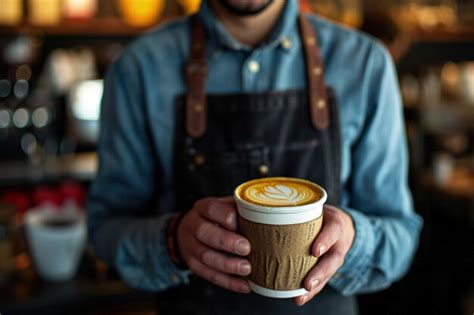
(248, 60), (260, 73)
(281, 38), (292, 50)
(258, 164), (269, 176)
(193, 154), (205, 166)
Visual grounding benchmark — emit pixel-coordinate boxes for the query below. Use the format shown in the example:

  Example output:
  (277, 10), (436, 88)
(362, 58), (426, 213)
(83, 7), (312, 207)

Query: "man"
(87, 0), (423, 314)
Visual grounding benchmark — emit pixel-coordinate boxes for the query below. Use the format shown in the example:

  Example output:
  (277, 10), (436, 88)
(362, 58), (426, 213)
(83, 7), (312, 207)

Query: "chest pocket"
(177, 137), (327, 212)
(183, 144), (270, 202)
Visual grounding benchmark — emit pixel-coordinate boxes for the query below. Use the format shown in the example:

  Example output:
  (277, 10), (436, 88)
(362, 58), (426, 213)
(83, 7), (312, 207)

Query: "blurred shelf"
(0, 152), (97, 187)
(1, 17), (473, 42)
(407, 26), (474, 42)
(404, 103), (474, 133)
(0, 18), (156, 37)
(421, 104), (474, 133)
(420, 168), (474, 201)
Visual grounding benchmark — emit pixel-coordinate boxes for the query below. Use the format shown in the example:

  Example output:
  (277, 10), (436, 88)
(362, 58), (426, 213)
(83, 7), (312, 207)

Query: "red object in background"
(32, 186), (62, 209)
(60, 182), (86, 207)
(1, 182), (85, 219)
(2, 190), (30, 219)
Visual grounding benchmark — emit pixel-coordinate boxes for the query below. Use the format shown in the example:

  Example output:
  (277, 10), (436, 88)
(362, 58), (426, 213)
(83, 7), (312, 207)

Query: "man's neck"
(210, 0), (286, 47)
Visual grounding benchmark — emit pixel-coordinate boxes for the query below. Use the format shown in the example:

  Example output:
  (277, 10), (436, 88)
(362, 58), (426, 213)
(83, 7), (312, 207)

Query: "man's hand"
(177, 196), (252, 293)
(294, 205), (355, 306)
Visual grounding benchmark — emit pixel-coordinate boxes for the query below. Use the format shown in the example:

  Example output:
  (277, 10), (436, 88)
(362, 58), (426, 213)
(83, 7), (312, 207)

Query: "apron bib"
(157, 14), (357, 315)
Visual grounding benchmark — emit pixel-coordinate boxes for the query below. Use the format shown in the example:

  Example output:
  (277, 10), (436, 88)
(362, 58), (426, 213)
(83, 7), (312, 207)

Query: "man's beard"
(218, 0), (275, 16)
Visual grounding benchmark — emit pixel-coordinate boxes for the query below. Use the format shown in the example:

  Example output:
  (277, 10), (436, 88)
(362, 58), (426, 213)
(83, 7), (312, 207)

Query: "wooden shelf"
(420, 104), (474, 133)
(2, 16), (473, 41)
(0, 152), (97, 187)
(420, 168), (474, 200)
(0, 18), (157, 37)
(405, 26), (474, 42)
(404, 103), (474, 134)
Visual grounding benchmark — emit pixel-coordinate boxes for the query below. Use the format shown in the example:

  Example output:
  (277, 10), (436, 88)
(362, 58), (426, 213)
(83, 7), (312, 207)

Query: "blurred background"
(0, 0), (472, 314)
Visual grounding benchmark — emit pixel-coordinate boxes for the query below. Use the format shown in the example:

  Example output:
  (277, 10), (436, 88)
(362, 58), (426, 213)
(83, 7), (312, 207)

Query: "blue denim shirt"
(87, 0), (423, 295)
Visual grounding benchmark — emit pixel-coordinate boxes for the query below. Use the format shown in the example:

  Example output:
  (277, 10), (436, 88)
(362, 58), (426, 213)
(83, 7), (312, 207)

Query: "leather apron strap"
(185, 14), (330, 138)
(186, 17), (208, 138)
(298, 15), (329, 130)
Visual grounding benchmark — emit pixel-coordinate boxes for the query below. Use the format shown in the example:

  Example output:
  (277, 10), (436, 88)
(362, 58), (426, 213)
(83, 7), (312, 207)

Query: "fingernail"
(235, 240), (250, 255)
(241, 285), (251, 293)
(240, 262), (251, 275)
(319, 245), (327, 256)
(300, 294), (307, 305)
(311, 279), (320, 291)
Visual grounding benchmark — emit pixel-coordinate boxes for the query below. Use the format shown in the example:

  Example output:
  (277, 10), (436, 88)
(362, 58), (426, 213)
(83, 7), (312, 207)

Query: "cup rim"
(25, 207), (85, 231)
(234, 177), (327, 214)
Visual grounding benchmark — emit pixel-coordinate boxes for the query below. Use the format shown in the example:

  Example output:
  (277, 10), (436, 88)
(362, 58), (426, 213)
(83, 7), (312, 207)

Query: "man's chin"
(217, 0), (274, 16)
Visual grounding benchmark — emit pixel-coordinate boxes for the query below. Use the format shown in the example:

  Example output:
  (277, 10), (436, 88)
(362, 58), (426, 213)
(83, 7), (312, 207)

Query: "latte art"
(247, 184), (313, 206)
(238, 178), (322, 207)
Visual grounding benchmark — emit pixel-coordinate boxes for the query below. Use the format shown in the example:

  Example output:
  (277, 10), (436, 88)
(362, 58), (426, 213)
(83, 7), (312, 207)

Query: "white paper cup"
(234, 177), (327, 298)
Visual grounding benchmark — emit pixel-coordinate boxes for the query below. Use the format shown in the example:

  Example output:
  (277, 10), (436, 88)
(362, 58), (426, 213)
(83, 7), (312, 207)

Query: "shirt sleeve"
(87, 55), (190, 291)
(329, 43), (423, 295)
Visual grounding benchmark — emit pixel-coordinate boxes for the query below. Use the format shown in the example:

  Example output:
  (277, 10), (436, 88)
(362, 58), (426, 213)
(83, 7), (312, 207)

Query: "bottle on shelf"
(28, 0), (63, 26)
(117, 0), (165, 27)
(63, 0), (98, 21)
(0, 0), (23, 26)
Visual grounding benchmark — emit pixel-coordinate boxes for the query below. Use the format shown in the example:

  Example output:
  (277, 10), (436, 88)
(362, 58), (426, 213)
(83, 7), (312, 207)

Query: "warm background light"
(118, 0), (166, 27)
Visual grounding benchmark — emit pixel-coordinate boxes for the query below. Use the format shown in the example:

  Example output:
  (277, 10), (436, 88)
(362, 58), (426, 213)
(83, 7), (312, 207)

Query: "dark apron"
(156, 15), (358, 315)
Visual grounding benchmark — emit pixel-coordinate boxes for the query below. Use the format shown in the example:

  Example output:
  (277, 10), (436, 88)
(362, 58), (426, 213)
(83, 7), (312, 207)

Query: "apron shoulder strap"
(184, 14), (330, 138)
(186, 15), (207, 138)
(298, 14), (330, 130)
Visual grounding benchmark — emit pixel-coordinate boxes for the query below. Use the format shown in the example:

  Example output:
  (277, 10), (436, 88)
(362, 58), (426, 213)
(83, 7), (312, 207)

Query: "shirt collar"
(197, 0), (300, 51)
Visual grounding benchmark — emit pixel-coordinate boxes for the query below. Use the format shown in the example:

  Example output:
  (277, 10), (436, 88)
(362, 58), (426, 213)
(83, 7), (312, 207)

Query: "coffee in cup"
(234, 177), (327, 298)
